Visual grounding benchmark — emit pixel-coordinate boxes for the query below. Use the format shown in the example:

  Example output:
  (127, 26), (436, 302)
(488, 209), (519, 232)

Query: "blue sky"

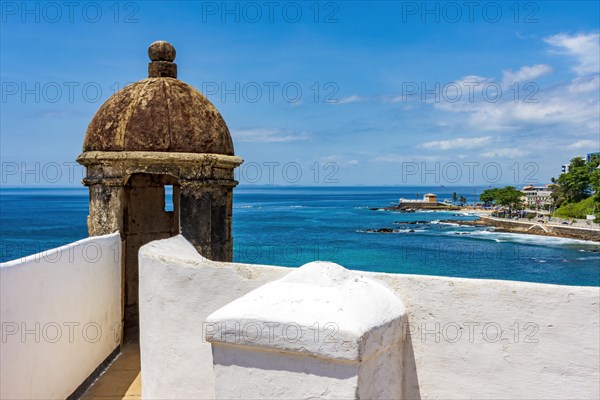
(1, 0), (599, 186)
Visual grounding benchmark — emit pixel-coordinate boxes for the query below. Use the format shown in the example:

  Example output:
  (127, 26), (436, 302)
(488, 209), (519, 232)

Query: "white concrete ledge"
(206, 261), (406, 399)
(206, 261), (405, 361)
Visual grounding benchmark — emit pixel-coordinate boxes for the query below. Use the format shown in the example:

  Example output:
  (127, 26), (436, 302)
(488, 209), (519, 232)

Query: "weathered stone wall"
(78, 151), (243, 333)
(78, 151), (242, 261)
(551, 225), (600, 241)
(87, 183), (125, 236)
(180, 184), (233, 261)
(123, 173), (180, 326)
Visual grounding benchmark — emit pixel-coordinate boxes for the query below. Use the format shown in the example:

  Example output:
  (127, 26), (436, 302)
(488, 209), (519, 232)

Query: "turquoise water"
(1, 186), (599, 286)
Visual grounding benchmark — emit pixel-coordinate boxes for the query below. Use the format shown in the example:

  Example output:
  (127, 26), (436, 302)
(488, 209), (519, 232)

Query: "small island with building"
(382, 193), (461, 211)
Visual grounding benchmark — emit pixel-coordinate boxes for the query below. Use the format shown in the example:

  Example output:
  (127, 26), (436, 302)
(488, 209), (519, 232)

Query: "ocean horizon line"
(0, 183), (539, 190)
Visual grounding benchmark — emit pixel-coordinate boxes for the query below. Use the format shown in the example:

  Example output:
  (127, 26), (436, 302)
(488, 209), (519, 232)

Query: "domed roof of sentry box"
(82, 41), (234, 155)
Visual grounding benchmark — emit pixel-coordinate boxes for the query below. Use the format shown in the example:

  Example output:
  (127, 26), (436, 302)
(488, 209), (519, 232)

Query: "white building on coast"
(522, 185), (554, 208)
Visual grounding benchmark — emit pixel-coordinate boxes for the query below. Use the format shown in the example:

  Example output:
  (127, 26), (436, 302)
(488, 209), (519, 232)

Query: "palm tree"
(452, 192), (458, 204)
(459, 195), (467, 206)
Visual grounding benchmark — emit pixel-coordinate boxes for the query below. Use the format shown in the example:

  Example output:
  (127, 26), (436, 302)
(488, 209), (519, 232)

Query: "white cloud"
(454, 75), (494, 86)
(334, 95), (367, 104)
(502, 64), (552, 85)
(462, 94), (599, 133)
(421, 136), (495, 150)
(481, 148), (529, 158)
(388, 95), (408, 104)
(318, 155), (359, 167)
(434, 43), (599, 134)
(430, 32), (600, 137)
(544, 32), (600, 76)
(388, 75), (495, 105)
(232, 128), (309, 143)
(568, 75), (600, 93)
(372, 154), (442, 163)
(567, 140), (599, 150)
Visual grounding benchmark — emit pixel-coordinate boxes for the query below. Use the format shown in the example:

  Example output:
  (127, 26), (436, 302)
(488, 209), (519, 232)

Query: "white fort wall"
(139, 235), (600, 400)
(138, 236), (290, 399)
(0, 233), (122, 400)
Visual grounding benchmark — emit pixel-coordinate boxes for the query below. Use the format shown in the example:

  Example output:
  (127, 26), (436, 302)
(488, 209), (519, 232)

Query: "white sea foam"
(453, 211), (483, 216)
(355, 229), (426, 234)
(430, 220), (462, 227)
(459, 229), (600, 247)
(576, 256), (600, 260)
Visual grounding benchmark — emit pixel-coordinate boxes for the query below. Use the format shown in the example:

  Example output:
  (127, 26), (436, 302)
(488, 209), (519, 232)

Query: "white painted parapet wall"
(206, 261), (406, 399)
(0, 233), (122, 400)
(138, 235), (290, 399)
(139, 235), (600, 400)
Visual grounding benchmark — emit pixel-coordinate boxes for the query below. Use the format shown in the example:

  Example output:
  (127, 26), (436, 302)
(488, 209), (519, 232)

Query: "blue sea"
(1, 186), (599, 286)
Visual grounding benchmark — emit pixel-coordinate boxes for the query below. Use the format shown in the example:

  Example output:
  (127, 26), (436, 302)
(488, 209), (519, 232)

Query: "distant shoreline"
(442, 216), (600, 243)
(371, 203), (599, 242)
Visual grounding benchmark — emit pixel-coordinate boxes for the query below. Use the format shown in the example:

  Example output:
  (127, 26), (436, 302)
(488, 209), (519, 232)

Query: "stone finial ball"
(148, 41), (176, 62)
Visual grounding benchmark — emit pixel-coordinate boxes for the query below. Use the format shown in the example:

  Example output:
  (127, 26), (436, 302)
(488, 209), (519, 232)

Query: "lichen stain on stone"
(83, 78), (234, 155)
(233, 265), (258, 280)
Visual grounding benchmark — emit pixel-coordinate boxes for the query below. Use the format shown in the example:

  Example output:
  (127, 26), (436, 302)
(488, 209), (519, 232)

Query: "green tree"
(495, 186), (524, 212)
(452, 192), (458, 204)
(591, 168), (600, 200)
(555, 157), (591, 203)
(480, 186), (524, 215)
(589, 154), (600, 202)
(479, 188), (499, 206)
(551, 154), (600, 219)
(588, 153), (600, 169)
(549, 181), (564, 207)
(589, 156), (600, 218)
(459, 195), (467, 205)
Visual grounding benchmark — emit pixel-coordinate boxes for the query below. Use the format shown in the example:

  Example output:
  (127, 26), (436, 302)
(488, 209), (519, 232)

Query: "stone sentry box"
(205, 262), (406, 399)
(77, 41), (242, 332)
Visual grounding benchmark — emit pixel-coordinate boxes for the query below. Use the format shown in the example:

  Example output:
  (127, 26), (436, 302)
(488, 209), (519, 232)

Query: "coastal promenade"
(478, 216), (599, 242)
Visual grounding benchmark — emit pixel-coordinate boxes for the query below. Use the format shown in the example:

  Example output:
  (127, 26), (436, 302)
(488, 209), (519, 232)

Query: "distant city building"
(562, 152), (599, 175)
(587, 152), (600, 163)
(522, 185), (553, 207)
